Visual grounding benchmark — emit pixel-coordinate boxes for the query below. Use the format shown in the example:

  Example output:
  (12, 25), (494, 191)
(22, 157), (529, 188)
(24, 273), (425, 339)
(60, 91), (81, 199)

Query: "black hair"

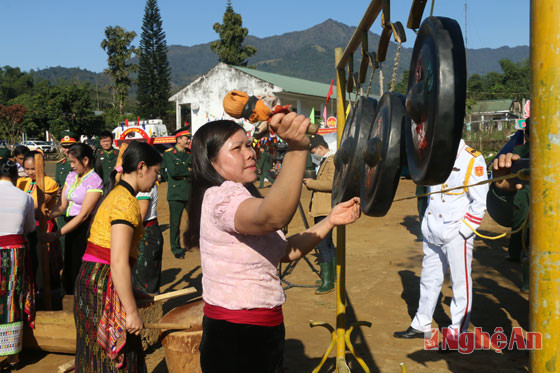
(185, 120), (261, 248)
(310, 134), (329, 150)
(100, 130), (114, 140)
(0, 158), (18, 184)
(13, 145), (30, 157)
(68, 143), (94, 168)
(105, 141), (162, 194)
(23, 150), (42, 164)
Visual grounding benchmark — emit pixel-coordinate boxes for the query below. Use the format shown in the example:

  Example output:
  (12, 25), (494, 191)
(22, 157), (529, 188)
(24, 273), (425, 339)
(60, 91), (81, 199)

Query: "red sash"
(143, 218), (158, 228)
(0, 234), (24, 247)
(203, 303), (283, 327)
(84, 242), (135, 266)
(85, 242), (111, 263)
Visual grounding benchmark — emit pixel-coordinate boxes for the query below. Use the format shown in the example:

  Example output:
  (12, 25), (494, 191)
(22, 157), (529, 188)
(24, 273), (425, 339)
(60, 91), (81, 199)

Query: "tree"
(0, 66), (34, 104)
(467, 58), (529, 102)
(137, 0), (171, 119)
(101, 26), (139, 115)
(10, 84), (99, 140)
(392, 70), (410, 96)
(0, 104), (27, 147)
(210, 1), (256, 66)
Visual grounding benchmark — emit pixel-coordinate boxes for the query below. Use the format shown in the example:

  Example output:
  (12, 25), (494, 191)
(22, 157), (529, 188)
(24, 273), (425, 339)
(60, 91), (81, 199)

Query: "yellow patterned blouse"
(17, 176), (59, 211)
(88, 181), (144, 259)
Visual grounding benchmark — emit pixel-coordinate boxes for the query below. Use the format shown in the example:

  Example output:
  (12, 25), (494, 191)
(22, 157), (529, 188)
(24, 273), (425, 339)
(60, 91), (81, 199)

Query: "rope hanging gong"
(333, 12), (468, 216)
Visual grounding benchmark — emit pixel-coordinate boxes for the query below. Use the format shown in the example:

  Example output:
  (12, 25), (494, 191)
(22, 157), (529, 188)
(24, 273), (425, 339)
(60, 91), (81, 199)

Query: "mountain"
(31, 19), (529, 96)
(30, 66), (111, 87)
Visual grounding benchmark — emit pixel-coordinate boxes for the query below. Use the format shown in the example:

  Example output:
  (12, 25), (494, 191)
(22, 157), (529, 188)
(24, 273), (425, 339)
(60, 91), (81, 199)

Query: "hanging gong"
(332, 96), (378, 206)
(360, 92), (407, 217)
(405, 16), (466, 185)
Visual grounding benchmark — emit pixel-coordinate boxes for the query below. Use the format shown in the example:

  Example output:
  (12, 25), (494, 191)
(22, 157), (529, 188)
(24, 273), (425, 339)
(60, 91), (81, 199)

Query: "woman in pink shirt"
(186, 115), (361, 373)
(46, 143), (103, 295)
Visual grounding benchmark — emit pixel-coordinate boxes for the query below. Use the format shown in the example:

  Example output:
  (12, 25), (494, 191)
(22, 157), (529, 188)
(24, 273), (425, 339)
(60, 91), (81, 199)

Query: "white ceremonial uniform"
(411, 139), (488, 337)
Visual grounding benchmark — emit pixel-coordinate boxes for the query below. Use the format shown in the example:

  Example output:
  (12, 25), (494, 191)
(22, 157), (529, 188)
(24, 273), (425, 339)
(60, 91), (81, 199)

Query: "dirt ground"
(19, 163), (529, 372)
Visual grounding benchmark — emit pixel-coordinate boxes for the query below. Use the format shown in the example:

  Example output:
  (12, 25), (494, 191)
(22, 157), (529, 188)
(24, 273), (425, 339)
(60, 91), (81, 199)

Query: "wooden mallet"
(223, 90), (319, 138)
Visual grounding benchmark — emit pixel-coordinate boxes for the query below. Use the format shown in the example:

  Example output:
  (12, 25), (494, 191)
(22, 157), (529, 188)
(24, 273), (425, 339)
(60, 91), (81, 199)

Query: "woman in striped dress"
(73, 142), (161, 372)
(0, 158), (36, 370)
(17, 151), (63, 302)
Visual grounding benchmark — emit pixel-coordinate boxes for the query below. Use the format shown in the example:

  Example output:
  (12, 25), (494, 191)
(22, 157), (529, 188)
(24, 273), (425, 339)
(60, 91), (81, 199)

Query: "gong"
(405, 16), (466, 185)
(360, 92), (407, 217)
(332, 96), (378, 206)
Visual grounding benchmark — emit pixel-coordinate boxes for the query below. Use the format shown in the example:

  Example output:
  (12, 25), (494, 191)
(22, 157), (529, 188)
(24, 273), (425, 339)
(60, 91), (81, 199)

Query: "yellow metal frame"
(311, 1), (560, 372)
(530, 0), (560, 371)
(309, 2), (384, 372)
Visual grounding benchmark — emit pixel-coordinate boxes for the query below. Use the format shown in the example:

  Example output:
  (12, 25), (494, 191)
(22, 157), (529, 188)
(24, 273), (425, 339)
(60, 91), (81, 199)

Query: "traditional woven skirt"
(74, 261), (146, 373)
(132, 224), (163, 294)
(0, 245), (25, 356)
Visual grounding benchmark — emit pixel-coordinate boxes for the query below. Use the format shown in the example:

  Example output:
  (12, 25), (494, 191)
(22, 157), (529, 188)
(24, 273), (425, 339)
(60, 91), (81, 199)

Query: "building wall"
(170, 63), (338, 134)
(171, 63), (280, 133)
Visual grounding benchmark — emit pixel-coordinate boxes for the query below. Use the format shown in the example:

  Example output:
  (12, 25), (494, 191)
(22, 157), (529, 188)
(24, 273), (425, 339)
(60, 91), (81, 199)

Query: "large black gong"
(332, 97), (378, 206)
(405, 16), (466, 185)
(360, 92), (407, 217)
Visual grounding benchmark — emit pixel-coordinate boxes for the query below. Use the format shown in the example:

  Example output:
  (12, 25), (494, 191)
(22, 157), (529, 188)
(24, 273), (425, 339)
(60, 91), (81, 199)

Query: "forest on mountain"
(1, 19), (529, 141)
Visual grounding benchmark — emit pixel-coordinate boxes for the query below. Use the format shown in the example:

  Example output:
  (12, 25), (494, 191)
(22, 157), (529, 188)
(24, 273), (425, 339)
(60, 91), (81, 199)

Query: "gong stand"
(310, 0), (447, 371)
(279, 202), (321, 290)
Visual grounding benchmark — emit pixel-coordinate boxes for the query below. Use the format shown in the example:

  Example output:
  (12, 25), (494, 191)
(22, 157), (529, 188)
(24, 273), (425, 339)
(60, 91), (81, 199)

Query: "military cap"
(174, 126), (191, 138)
(0, 148), (11, 159)
(60, 130), (78, 145)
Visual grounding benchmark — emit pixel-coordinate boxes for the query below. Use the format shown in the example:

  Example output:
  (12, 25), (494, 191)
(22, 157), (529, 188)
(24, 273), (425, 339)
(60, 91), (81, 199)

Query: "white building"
(169, 63), (340, 134)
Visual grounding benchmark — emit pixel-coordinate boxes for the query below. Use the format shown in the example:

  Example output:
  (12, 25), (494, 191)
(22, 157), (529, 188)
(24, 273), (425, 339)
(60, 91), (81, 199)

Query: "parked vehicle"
(24, 140), (55, 153)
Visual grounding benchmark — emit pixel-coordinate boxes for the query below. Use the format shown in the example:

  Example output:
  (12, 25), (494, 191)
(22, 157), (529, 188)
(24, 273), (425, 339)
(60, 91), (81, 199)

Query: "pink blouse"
(64, 170), (103, 217)
(200, 181), (287, 310)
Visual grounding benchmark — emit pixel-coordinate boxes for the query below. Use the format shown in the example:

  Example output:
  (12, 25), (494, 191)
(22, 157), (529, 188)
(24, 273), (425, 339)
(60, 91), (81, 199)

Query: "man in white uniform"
(394, 139), (488, 345)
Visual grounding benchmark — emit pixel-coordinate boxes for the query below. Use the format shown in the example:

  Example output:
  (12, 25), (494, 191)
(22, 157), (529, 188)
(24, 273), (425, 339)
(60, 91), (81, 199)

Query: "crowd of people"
(0, 110), (362, 372)
(0, 109), (532, 370)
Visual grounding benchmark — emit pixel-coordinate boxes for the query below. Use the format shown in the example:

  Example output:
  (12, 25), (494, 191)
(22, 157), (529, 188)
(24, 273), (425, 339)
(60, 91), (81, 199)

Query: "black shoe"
(393, 326), (425, 339)
(174, 249), (186, 259)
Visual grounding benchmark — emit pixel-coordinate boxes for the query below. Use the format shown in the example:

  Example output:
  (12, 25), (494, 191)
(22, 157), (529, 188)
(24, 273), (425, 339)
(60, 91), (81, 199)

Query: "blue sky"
(1, 0), (529, 73)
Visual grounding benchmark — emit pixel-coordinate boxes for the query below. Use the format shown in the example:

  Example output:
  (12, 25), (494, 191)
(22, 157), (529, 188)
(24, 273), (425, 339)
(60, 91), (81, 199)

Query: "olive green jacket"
(55, 157), (72, 187)
(96, 148), (118, 187)
(162, 146), (192, 201)
(257, 151), (273, 172)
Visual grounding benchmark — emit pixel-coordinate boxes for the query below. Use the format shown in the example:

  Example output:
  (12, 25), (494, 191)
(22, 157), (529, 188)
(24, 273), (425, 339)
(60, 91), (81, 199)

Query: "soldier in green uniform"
(487, 119), (530, 292)
(162, 126), (192, 259)
(55, 131), (78, 253)
(95, 130), (118, 190)
(55, 131), (78, 187)
(257, 146), (276, 188)
(0, 148), (10, 159)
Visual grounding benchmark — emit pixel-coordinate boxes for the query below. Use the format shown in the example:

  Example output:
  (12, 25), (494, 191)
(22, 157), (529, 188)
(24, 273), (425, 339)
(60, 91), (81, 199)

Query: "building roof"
(232, 66), (339, 99)
(471, 99), (513, 113)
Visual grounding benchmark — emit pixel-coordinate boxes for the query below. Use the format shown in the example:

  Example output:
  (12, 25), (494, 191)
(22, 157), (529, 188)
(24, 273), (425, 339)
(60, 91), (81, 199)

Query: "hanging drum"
(361, 92), (407, 217)
(332, 97), (377, 206)
(405, 16), (466, 185)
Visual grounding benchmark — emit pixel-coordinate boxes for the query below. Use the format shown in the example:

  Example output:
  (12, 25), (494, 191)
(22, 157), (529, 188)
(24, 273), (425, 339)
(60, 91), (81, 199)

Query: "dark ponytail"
(104, 141), (162, 193)
(0, 158), (18, 185)
(185, 120), (261, 249)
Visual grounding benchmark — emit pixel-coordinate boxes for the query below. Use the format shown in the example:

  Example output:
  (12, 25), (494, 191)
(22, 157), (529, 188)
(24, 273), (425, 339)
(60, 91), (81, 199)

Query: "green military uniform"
(55, 131), (78, 253)
(0, 148), (10, 159)
(487, 141), (530, 291)
(162, 127), (192, 258)
(96, 148), (118, 189)
(257, 149), (275, 188)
